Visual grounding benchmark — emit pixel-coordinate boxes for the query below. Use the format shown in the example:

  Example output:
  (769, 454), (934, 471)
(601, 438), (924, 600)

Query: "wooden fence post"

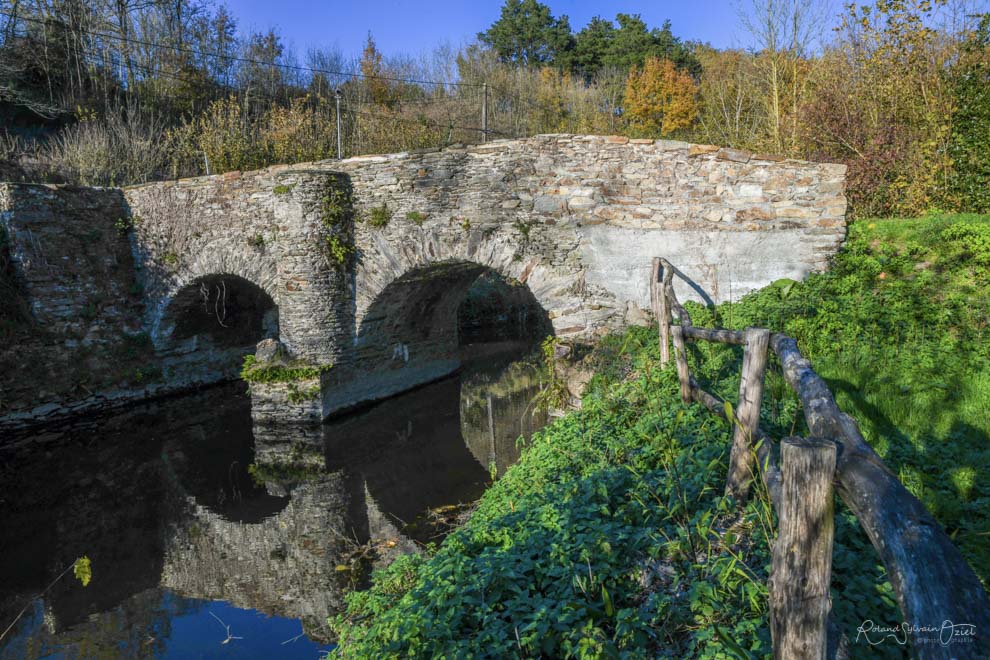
(659, 266), (672, 367)
(649, 258), (664, 365)
(770, 437), (837, 660)
(650, 258), (673, 367)
(726, 327), (771, 500)
(670, 324), (692, 403)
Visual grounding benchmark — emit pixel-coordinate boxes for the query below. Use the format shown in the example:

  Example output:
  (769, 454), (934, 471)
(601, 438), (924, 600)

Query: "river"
(0, 345), (547, 658)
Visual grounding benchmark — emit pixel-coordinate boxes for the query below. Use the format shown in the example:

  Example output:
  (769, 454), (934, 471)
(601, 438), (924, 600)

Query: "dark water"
(0, 348), (547, 659)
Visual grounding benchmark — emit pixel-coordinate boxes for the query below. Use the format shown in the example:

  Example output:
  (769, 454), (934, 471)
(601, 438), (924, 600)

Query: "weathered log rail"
(649, 257), (990, 659)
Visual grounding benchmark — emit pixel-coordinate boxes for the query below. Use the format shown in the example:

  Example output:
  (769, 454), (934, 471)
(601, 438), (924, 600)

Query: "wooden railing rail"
(649, 257), (990, 660)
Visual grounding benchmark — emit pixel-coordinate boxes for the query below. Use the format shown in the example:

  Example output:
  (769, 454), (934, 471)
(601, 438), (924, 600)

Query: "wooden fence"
(649, 257), (989, 659)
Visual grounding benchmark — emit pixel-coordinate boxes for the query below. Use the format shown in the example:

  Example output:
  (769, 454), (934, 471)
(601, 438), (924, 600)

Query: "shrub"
(45, 112), (169, 186)
(947, 15), (990, 214)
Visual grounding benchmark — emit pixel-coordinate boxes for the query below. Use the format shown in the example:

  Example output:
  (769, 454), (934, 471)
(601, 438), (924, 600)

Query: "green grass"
(701, 212), (990, 581)
(330, 213), (989, 658)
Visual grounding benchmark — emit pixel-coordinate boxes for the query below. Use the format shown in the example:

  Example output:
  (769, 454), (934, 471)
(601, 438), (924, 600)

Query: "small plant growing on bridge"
(406, 211), (427, 226)
(325, 235), (352, 267)
(320, 186), (352, 227)
(162, 251), (179, 268)
(367, 203), (392, 228)
(286, 382), (321, 404)
(316, 180), (355, 268)
(114, 216), (134, 236)
(460, 217), (471, 231)
(272, 184), (295, 195)
(248, 461), (325, 486)
(513, 220), (532, 244)
(311, 181), (356, 268)
(247, 233), (265, 248)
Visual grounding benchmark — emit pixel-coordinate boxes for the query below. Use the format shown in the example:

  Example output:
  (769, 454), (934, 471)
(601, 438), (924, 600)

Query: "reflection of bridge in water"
(0, 348), (546, 654)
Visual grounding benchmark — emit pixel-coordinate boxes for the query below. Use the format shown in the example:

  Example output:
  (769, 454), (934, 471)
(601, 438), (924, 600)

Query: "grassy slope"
(331, 214), (990, 658)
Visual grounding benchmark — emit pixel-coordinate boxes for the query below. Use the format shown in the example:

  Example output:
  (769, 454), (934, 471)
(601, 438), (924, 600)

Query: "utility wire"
(0, 10), (483, 89)
(78, 47), (493, 131)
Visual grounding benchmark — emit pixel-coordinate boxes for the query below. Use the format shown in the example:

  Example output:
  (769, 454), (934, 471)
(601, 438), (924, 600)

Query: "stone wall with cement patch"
(334, 134), (846, 328)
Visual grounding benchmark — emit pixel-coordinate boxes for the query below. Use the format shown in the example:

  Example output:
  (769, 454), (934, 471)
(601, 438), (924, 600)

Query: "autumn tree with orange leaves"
(623, 57), (698, 137)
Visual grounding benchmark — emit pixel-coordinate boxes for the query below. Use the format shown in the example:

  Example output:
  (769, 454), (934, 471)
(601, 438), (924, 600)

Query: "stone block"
(716, 148), (752, 163)
(689, 144), (720, 156)
(533, 196), (565, 213)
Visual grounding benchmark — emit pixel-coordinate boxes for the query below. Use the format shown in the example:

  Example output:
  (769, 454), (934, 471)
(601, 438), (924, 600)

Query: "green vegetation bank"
(330, 213), (990, 657)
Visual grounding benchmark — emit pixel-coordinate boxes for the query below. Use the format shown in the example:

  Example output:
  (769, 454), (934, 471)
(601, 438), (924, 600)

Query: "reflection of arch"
(324, 375), (492, 544)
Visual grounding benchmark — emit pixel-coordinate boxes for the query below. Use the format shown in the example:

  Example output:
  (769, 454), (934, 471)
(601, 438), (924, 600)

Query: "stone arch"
(354, 259), (552, 373)
(156, 273), (278, 383)
(318, 226), (600, 415)
(146, 248), (279, 346)
(159, 273), (278, 348)
(352, 227), (586, 336)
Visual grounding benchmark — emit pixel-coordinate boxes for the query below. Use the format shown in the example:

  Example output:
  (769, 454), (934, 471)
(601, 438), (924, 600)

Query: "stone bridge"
(0, 134), (846, 428)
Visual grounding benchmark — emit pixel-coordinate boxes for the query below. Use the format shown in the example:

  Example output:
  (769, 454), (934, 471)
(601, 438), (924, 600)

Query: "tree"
(571, 14), (701, 79)
(695, 46), (764, 148)
(738, 0), (826, 154)
(238, 29), (287, 107)
(572, 16), (613, 79)
(479, 0), (574, 68)
(947, 14), (990, 212)
(359, 33), (395, 106)
(624, 56), (698, 137)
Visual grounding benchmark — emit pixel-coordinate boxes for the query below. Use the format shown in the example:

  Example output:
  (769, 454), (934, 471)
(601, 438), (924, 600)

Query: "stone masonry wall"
(0, 184), (159, 429)
(332, 134), (845, 328)
(1, 134), (846, 431)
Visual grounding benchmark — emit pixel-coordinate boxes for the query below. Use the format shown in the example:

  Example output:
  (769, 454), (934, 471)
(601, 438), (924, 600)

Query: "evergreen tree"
(479, 0), (574, 68)
(572, 14), (701, 79)
(572, 16), (614, 78)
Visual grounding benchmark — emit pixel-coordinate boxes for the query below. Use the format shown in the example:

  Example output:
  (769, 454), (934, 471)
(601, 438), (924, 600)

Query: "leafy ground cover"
(330, 214), (990, 658)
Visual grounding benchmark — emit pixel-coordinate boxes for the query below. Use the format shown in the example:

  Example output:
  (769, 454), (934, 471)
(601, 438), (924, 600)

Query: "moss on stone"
(248, 461), (325, 486)
(241, 354), (332, 383)
(286, 382), (321, 403)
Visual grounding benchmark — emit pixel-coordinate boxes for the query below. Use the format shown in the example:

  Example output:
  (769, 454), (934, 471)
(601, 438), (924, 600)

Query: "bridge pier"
(249, 171), (353, 427)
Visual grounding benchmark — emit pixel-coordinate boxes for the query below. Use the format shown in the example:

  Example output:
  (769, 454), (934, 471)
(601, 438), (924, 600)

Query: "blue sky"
(224, 0), (832, 59)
